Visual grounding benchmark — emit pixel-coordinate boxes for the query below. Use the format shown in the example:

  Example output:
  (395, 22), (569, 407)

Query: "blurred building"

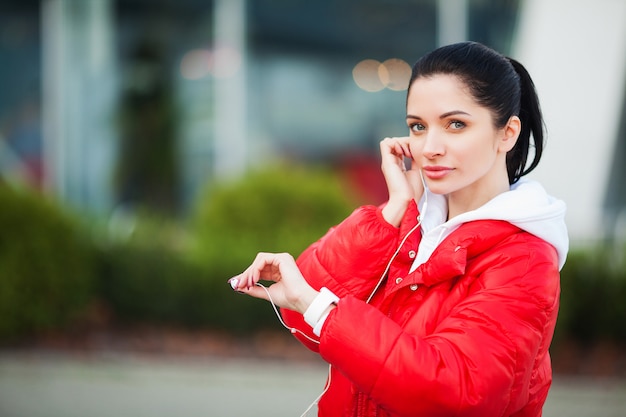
(0, 0), (624, 244)
(514, 0), (626, 244)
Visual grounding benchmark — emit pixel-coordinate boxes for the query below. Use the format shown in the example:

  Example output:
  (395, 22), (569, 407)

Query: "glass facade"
(0, 1), (41, 188)
(0, 0), (530, 214)
(604, 80), (626, 239)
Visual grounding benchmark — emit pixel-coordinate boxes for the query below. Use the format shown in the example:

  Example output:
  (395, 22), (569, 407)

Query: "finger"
(380, 140), (405, 170)
(381, 137), (402, 150)
(230, 260), (262, 291)
(255, 253), (283, 283)
(381, 137), (411, 159)
(241, 283), (271, 302)
(391, 136), (412, 158)
(228, 276), (240, 290)
(245, 252), (272, 283)
(394, 142), (408, 160)
(233, 272), (252, 291)
(228, 252), (270, 292)
(245, 252), (283, 288)
(405, 169), (424, 200)
(400, 143), (412, 160)
(380, 138), (394, 158)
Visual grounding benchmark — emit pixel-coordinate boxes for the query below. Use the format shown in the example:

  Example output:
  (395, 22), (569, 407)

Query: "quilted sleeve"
(281, 204), (403, 352)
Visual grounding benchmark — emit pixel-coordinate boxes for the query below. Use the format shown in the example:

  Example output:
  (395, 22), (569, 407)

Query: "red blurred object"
(338, 152), (387, 206)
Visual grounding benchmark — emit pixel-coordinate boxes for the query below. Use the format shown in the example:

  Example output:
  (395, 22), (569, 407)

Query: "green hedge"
(0, 186), (95, 340)
(94, 164), (357, 333)
(190, 164), (357, 283)
(3, 166), (626, 347)
(0, 165), (358, 339)
(554, 245), (626, 346)
(95, 242), (279, 333)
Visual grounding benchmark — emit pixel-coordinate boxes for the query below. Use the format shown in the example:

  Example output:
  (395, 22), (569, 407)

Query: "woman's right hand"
(229, 252), (319, 315)
(379, 137), (424, 226)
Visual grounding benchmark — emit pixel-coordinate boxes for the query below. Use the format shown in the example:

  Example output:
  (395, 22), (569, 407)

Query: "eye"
(448, 120), (466, 130)
(409, 123), (426, 133)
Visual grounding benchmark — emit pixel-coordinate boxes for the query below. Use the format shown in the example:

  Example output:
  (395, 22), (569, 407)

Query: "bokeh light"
(379, 58), (412, 91)
(180, 49), (212, 80)
(180, 46), (242, 80)
(211, 46), (242, 79)
(353, 58), (411, 92)
(352, 59), (385, 92)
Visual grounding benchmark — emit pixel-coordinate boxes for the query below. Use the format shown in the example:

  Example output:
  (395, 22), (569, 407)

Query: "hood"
(413, 178), (569, 271)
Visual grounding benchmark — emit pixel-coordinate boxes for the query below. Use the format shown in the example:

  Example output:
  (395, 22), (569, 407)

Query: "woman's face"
(406, 74), (519, 211)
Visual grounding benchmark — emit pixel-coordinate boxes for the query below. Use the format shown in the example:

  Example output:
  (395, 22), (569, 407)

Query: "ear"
(498, 116), (521, 152)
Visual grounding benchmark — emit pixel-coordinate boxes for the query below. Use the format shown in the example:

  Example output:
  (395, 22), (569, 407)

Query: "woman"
(230, 41), (568, 417)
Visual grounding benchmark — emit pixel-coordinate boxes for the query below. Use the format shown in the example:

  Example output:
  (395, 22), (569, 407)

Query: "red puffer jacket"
(282, 200), (560, 417)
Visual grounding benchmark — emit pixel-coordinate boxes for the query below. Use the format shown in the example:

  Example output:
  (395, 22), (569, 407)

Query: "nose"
(421, 130), (445, 159)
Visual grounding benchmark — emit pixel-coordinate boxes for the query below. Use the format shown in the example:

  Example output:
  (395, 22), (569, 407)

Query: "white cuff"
(303, 287), (339, 332)
(312, 311), (331, 336)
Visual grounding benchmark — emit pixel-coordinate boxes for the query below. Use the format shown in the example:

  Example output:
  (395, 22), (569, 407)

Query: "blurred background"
(0, 0), (625, 416)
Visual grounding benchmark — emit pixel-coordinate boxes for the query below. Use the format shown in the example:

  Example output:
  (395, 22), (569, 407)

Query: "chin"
(425, 182), (450, 196)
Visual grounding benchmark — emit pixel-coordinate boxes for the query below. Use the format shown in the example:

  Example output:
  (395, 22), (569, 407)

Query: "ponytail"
(506, 58), (545, 184)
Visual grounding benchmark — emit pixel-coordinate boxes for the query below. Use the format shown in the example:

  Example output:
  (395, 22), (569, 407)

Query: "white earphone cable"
(255, 282), (329, 416)
(255, 282), (321, 345)
(366, 172), (428, 304)
(256, 171), (428, 415)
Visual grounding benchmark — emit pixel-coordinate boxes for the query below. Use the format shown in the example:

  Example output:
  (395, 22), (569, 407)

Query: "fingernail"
(228, 278), (239, 290)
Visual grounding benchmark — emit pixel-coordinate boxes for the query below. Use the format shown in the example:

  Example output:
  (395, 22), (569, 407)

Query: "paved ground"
(0, 352), (625, 417)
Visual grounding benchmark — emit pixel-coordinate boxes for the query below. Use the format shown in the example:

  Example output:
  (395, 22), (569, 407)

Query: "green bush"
(95, 242), (278, 332)
(191, 164), (358, 282)
(9, 162), (623, 347)
(146, 164), (356, 332)
(94, 165), (357, 333)
(555, 245), (626, 345)
(0, 186), (95, 340)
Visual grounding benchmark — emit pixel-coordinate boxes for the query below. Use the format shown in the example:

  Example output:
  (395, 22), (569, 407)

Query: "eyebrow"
(406, 110), (471, 120)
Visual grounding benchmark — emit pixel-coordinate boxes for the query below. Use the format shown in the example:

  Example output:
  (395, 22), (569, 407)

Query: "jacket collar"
(405, 220), (523, 288)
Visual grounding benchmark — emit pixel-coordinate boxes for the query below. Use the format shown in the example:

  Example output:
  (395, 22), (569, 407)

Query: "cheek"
(466, 142), (500, 173)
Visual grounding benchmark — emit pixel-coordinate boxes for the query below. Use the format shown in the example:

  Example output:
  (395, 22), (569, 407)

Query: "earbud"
(419, 199), (428, 222)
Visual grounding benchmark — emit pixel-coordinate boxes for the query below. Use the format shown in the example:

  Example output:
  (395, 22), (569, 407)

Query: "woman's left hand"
(228, 252), (319, 314)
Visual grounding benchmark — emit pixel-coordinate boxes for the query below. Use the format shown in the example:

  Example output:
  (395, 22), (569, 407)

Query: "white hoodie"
(410, 178), (569, 272)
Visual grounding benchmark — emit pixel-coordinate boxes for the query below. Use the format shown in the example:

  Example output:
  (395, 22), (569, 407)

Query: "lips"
(423, 166), (453, 179)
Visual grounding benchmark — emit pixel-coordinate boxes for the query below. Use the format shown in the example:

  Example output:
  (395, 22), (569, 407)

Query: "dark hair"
(407, 41), (544, 184)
